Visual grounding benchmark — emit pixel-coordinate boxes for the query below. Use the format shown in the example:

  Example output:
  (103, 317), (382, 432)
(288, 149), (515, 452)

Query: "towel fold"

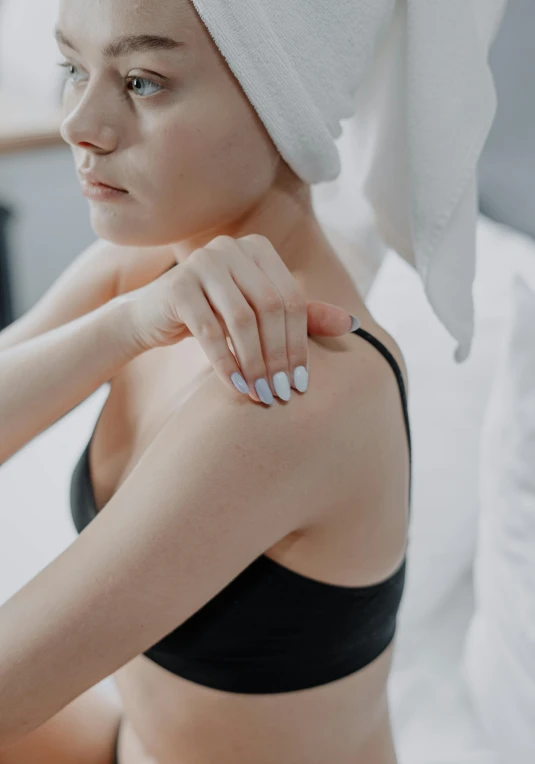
(191, 0), (508, 363)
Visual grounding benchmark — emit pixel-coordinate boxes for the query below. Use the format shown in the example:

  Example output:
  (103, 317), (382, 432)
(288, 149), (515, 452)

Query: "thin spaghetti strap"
(350, 326), (412, 510)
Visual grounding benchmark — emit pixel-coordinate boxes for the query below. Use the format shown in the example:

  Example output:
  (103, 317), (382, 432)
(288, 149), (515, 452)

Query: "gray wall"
(0, 145), (95, 318)
(478, 0), (535, 239)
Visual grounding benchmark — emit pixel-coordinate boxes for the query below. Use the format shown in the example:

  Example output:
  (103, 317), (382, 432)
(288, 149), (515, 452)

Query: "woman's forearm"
(0, 299), (141, 466)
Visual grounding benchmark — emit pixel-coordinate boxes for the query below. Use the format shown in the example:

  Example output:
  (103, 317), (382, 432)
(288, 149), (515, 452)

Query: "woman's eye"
(55, 62), (162, 98)
(126, 76), (163, 97)
(57, 61), (85, 83)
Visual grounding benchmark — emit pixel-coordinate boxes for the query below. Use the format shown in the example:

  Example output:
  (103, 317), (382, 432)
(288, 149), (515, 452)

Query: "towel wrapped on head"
(190, 0), (508, 363)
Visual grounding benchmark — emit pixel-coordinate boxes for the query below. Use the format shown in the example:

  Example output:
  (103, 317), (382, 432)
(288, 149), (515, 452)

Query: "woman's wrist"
(103, 293), (148, 364)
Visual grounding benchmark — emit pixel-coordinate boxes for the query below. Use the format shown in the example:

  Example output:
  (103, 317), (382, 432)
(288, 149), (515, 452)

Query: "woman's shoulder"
(180, 316), (409, 497)
(175, 320), (410, 572)
(343, 317), (409, 403)
(306, 316), (408, 422)
(299, 318), (410, 573)
(179, 315), (408, 457)
(142, 319), (411, 578)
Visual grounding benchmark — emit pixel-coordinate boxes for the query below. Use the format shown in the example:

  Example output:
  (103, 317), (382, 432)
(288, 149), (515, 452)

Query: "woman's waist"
(112, 645), (396, 763)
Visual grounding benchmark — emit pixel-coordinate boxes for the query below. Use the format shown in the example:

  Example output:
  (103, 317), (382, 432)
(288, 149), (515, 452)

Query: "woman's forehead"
(56, 0), (201, 44)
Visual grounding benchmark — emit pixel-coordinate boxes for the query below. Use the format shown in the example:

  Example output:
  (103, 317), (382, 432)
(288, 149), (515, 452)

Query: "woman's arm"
(0, 338), (364, 749)
(0, 238), (174, 354)
(0, 239), (119, 353)
(0, 297), (139, 466)
(0, 232), (353, 465)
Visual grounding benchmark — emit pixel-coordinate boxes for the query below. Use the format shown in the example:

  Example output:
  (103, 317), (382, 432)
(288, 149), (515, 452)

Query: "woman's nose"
(60, 86), (119, 152)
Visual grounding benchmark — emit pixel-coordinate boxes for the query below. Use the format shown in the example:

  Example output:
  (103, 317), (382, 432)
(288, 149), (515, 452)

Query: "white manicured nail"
(293, 366), (308, 393)
(231, 372), (249, 394)
(273, 371), (291, 401)
(255, 378), (274, 405)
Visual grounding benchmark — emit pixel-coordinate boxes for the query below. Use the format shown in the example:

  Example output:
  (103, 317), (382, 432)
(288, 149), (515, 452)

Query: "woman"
(0, 1), (412, 762)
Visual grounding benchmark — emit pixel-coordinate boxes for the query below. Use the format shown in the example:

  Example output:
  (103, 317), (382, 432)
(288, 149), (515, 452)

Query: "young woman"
(0, 1), (411, 762)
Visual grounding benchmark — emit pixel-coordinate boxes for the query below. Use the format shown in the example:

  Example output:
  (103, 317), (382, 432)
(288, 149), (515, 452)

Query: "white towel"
(190, 0), (507, 363)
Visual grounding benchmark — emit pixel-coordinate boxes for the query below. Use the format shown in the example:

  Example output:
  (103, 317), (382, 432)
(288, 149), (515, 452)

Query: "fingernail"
(348, 314), (360, 332)
(293, 366), (308, 393)
(231, 371), (249, 394)
(273, 371), (291, 401)
(255, 378), (274, 405)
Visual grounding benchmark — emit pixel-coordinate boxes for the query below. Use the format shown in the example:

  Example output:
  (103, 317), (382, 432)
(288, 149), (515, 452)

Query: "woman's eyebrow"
(54, 28), (187, 58)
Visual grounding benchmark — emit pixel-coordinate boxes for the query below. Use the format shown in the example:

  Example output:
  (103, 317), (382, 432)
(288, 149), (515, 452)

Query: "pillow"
(462, 269), (535, 763)
(366, 214), (520, 630)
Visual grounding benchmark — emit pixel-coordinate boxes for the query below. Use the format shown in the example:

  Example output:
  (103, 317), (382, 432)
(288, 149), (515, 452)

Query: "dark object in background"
(0, 204), (14, 330)
(478, 0), (535, 239)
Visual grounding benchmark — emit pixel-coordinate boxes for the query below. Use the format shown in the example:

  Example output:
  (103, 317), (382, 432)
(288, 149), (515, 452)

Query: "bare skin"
(0, 0), (410, 761)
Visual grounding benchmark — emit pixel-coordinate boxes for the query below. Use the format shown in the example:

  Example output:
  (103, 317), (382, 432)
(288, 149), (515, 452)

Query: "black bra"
(70, 325), (411, 694)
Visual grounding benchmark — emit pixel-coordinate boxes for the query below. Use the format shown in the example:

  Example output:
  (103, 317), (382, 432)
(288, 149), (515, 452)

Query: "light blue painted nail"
(231, 371), (249, 394)
(255, 377), (274, 405)
(293, 366), (308, 393)
(273, 371), (291, 401)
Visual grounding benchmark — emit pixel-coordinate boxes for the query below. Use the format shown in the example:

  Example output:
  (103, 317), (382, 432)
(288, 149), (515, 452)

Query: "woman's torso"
(86, 279), (410, 764)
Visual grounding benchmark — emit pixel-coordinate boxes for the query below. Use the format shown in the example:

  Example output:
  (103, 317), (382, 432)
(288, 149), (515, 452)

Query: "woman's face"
(56, 0), (288, 248)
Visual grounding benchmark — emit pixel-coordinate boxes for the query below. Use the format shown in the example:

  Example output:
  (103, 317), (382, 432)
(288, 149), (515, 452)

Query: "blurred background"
(1, 1), (534, 763)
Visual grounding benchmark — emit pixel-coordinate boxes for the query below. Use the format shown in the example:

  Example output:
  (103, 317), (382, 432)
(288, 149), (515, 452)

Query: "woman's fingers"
(132, 233), (359, 405)
(234, 235), (309, 398)
(187, 238), (290, 403)
(182, 234), (359, 404)
(233, 236), (357, 390)
(165, 263), (253, 398)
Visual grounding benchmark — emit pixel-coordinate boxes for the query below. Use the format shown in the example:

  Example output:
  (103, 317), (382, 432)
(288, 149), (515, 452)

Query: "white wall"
(0, 0), (62, 107)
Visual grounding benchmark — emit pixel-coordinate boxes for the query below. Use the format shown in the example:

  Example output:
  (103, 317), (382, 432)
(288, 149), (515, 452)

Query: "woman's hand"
(121, 234), (359, 404)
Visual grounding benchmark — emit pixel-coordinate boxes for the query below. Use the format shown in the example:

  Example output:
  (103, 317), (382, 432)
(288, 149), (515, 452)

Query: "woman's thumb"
(306, 301), (360, 337)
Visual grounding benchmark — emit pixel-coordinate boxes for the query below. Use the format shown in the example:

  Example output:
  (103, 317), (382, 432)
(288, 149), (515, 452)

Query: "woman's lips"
(80, 180), (128, 200)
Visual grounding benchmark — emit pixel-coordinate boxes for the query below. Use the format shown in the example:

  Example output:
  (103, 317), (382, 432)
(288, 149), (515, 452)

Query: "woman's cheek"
(155, 125), (206, 187)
